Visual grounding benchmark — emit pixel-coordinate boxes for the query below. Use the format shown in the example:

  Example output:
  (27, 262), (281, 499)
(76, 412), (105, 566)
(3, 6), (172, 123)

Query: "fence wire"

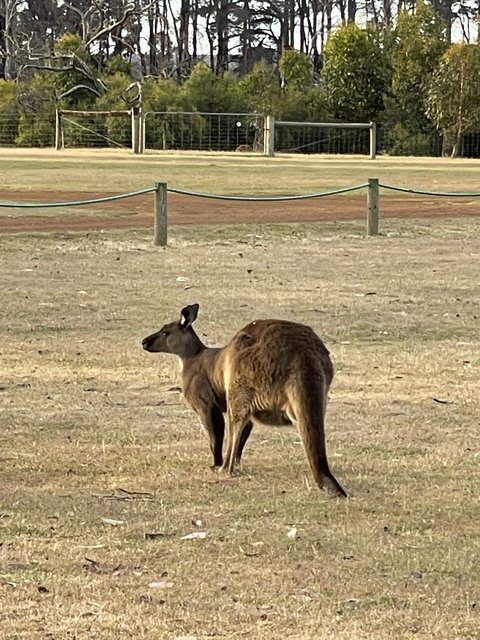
(144, 112), (264, 152)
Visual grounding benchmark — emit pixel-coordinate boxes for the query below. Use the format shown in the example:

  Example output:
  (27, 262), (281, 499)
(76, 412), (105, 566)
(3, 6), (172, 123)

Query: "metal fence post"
(154, 182), (168, 246)
(367, 178), (379, 236)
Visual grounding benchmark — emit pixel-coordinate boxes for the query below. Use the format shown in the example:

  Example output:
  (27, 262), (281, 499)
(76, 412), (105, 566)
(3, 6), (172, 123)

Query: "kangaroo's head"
(142, 304), (203, 358)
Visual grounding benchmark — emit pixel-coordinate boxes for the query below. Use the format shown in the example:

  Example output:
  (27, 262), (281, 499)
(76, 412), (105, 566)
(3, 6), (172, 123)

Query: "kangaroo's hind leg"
(197, 404), (225, 468)
(235, 420), (253, 465)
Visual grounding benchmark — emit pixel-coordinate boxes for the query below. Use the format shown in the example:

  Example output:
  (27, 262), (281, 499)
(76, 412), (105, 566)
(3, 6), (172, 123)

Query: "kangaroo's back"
(227, 319), (334, 388)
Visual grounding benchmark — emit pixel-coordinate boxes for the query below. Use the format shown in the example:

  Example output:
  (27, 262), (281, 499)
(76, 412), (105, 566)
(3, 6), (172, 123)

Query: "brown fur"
(235, 144), (253, 152)
(142, 304), (347, 497)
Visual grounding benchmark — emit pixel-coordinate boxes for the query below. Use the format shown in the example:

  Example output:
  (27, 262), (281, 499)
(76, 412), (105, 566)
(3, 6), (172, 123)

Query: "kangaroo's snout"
(142, 335), (155, 351)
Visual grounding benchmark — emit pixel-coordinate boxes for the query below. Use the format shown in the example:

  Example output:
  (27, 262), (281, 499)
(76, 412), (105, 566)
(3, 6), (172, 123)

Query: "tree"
(431, 0), (454, 42)
(238, 59), (282, 115)
(1, 0), (22, 79)
(321, 24), (388, 122)
(0, 79), (19, 143)
(426, 43), (480, 157)
(16, 72), (57, 146)
(385, 2), (447, 154)
(278, 49), (313, 91)
(180, 61), (243, 111)
(278, 49), (318, 121)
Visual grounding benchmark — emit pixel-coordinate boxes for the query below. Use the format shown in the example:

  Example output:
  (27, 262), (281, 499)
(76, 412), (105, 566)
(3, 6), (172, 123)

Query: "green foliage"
(52, 34), (97, 110)
(304, 86), (329, 121)
(387, 123), (441, 156)
(322, 24), (388, 122)
(426, 43), (480, 156)
(53, 33), (85, 58)
(96, 72), (132, 110)
(238, 59), (282, 116)
(0, 80), (20, 145)
(180, 62), (244, 112)
(105, 55), (131, 76)
(278, 88), (310, 120)
(142, 78), (185, 149)
(95, 72), (133, 147)
(386, 3), (447, 137)
(276, 50), (323, 122)
(16, 74), (56, 147)
(143, 77), (183, 112)
(3, 25), (480, 158)
(279, 49), (313, 91)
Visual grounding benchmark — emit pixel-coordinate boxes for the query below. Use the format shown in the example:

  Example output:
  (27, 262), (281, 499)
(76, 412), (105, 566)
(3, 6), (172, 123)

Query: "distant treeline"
(2, 4), (480, 157)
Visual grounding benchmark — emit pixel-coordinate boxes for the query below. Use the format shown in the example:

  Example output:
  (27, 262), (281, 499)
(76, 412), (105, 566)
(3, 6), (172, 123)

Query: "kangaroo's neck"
(177, 331), (207, 364)
(181, 345), (224, 385)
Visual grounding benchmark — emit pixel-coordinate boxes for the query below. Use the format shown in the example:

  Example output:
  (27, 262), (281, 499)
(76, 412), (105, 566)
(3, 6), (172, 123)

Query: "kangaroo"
(142, 304), (347, 497)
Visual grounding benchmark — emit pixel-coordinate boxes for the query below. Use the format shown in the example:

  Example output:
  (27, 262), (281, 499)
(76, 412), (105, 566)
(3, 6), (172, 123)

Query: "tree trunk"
(3, 0), (20, 80)
(192, 0), (198, 61)
(178, 0), (190, 75)
(161, 0), (171, 71)
(432, 0), (454, 42)
(441, 130), (456, 157)
(288, 0), (295, 48)
(216, 0), (229, 74)
(451, 129), (464, 158)
(0, 12), (5, 78)
(240, 0), (251, 73)
(299, 0), (306, 53)
(148, 3), (158, 75)
(347, 0), (357, 23)
(383, 0), (392, 28)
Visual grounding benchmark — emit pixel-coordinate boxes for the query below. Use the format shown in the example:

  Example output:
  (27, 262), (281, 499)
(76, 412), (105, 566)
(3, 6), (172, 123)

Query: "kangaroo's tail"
(292, 380), (347, 498)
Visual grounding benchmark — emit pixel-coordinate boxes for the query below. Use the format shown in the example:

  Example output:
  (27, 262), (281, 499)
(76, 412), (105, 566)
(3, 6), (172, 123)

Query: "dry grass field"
(1, 147), (480, 195)
(1, 217), (479, 640)
(1, 151), (479, 639)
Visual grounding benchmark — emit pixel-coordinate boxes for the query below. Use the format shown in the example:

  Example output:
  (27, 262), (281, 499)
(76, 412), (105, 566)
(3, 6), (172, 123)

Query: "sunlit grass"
(1, 147), (480, 194)
(1, 220), (479, 638)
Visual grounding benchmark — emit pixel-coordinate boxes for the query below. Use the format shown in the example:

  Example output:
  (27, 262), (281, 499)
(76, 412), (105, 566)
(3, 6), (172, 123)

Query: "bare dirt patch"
(1, 189), (480, 232)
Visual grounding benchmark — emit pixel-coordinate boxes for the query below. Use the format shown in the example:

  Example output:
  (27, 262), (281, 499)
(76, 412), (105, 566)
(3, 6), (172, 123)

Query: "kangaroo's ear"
(180, 303), (199, 329)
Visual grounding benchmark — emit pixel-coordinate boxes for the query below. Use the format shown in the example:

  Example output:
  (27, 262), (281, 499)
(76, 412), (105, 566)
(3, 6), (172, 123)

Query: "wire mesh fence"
(60, 112), (132, 149)
(144, 112), (264, 152)
(275, 123), (372, 155)
(4, 109), (480, 159)
(0, 112), (56, 147)
(0, 115), (18, 146)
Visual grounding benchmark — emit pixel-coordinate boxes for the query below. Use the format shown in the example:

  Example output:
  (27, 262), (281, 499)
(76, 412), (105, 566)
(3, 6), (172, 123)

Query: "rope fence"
(167, 184), (368, 201)
(2, 180), (480, 246)
(0, 187), (156, 209)
(379, 183), (480, 198)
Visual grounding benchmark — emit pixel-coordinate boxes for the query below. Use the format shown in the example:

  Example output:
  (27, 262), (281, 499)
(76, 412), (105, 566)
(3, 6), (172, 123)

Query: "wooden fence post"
(132, 107), (142, 154)
(264, 116), (275, 157)
(140, 111), (146, 153)
(367, 178), (379, 236)
(55, 110), (63, 150)
(154, 182), (168, 246)
(369, 122), (377, 160)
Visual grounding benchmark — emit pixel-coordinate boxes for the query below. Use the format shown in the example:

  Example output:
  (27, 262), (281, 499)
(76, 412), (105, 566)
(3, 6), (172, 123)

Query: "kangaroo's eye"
(162, 331), (169, 337)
